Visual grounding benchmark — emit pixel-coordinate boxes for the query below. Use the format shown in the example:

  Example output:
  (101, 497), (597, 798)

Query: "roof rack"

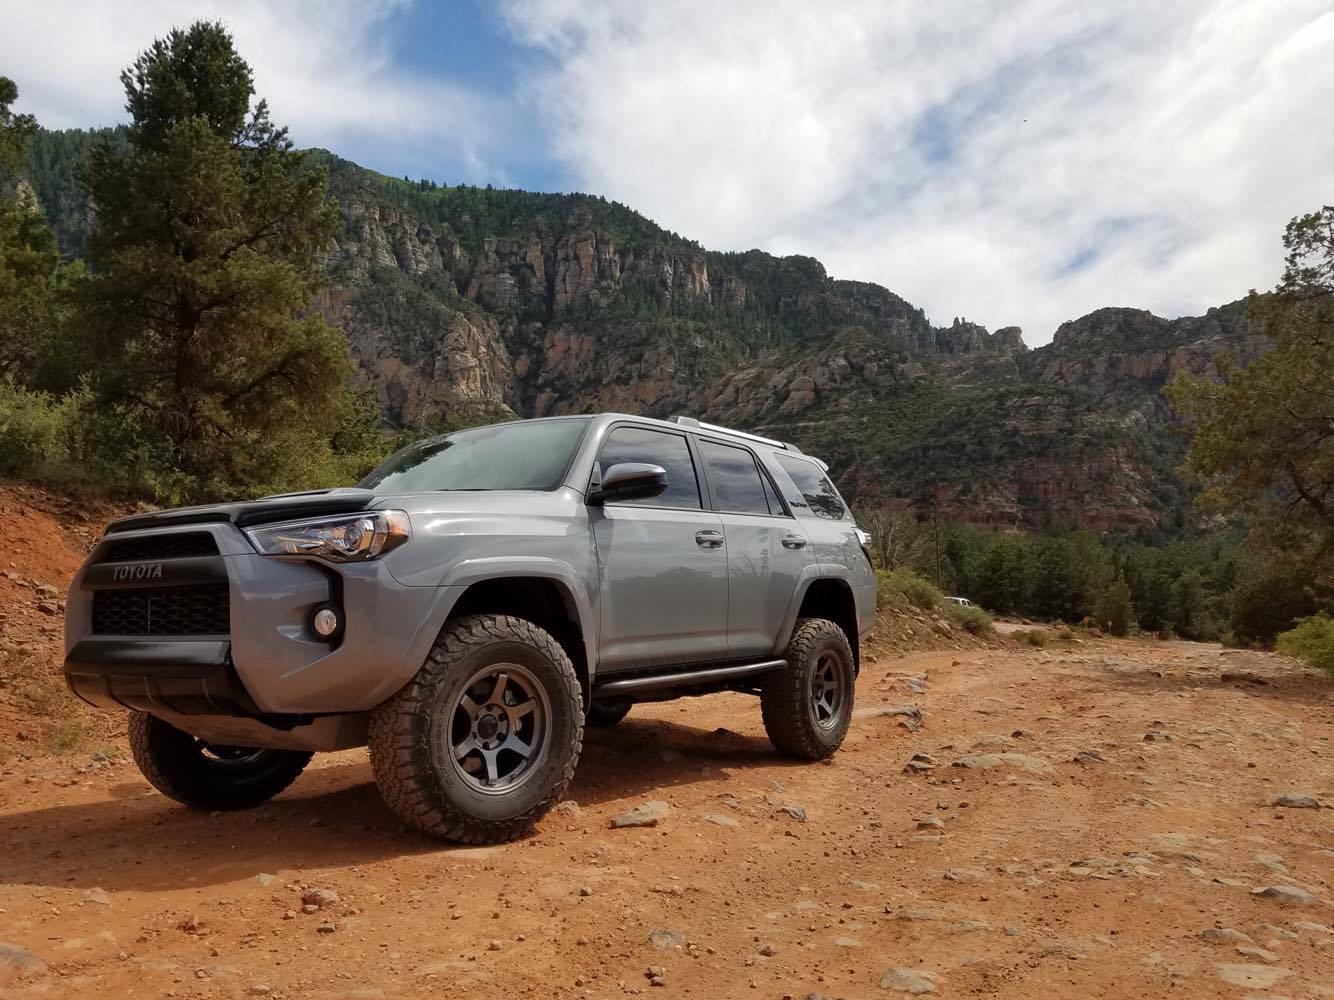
(667, 415), (796, 452)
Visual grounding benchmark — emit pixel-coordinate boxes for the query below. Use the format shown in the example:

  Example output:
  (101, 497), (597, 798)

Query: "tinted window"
(360, 418), (590, 493)
(598, 426), (701, 509)
(701, 441), (783, 515)
(776, 455), (847, 520)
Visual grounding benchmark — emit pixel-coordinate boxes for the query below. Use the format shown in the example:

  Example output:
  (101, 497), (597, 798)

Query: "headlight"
(854, 527), (872, 547)
(246, 510), (411, 562)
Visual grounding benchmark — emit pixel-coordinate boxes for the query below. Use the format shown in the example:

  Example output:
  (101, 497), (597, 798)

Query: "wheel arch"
(778, 571), (861, 671)
(441, 565), (594, 709)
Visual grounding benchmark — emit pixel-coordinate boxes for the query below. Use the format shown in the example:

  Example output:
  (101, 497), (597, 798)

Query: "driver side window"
(597, 426), (702, 509)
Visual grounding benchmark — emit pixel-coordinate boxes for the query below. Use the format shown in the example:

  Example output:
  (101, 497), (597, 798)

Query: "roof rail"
(669, 415), (788, 450)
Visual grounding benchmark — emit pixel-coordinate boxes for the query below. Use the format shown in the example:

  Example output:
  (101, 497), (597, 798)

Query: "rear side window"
(597, 426), (701, 509)
(775, 455), (848, 520)
(700, 440), (786, 516)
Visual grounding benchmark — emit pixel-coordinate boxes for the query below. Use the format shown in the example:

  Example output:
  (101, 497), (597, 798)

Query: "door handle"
(781, 535), (808, 549)
(695, 530), (724, 549)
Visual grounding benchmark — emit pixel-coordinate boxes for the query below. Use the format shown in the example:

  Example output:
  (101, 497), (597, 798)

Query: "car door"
(590, 424), (729, 670)
(696, 438), (812, 658)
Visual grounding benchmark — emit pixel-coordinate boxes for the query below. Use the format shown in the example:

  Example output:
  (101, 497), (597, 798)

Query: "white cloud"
(6, 1), (1330, 341)
(1, 0), (519, 182)
(503, 0), (1334, 343)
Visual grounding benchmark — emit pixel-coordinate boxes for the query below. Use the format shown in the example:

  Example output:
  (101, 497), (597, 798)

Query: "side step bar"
(595, 658), (786, 696)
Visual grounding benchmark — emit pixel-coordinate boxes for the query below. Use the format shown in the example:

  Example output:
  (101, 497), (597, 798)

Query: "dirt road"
(1, 638), (1331, 998)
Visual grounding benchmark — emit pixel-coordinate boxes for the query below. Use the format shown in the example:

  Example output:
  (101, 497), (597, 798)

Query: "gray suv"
(64, 414), (875, 843)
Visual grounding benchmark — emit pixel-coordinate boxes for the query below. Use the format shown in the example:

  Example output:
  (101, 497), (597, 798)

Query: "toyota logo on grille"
(112, 563), (164, 581)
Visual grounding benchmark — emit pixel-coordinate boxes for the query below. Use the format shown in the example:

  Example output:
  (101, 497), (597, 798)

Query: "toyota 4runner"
(64, 414), (876, 843)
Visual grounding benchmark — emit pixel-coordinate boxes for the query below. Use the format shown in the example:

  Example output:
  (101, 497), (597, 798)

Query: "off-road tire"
(128, 711), (311, 810)
(368, 614), (583, 844)
(761, 617), (855, 760)
(586, 699), (632, 727)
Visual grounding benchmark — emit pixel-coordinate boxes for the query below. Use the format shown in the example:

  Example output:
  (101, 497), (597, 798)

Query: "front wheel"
(368, 614), (584, 844)
(761, 617), (855, 760)
(128, 712), (311, 810)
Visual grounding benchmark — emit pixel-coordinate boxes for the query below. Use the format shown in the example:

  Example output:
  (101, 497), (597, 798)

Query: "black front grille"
(100, 532), (219, 563)
(92, 584), (230, 636)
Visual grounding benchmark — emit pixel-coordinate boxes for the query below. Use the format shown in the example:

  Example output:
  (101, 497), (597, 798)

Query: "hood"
(104, 488), (377, 535)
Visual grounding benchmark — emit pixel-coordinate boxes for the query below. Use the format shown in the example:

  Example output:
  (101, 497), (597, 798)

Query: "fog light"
(312, 607), (341, 638)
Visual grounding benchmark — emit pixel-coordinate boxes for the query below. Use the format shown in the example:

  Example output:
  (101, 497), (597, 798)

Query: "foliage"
(0, 77), (70, 382)
(947, 602), (993, 635)
(1014, 628), (1049, 649)
(860, 503), (924, 569)
(1275, 614), (1334, 676)
(1169, 206), (1334, 603)
(1228, 552), (1318, 646)
(0, 76), (36, 172)
(73, 22), (353, 501)
(876, 568), (944, 611)
(1092, 576), (1134, 636)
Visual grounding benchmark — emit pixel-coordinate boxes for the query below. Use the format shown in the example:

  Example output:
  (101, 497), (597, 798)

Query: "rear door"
(591, 424), (729, 670)
(697, 438), (811, 658)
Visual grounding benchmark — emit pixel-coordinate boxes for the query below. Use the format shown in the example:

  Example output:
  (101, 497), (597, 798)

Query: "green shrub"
(875, 568), (944, 611)
(948, 603), (993, 635)
(1276, 614), (1334, 676)
(1014, 628), (1049, 649)
(1093, 577), (1134, 636)
(0, 377), (66, 476)
(1058, 628), (1076, 641)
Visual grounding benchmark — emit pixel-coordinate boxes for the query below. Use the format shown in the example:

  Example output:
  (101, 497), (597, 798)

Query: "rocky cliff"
(309, 157), (1266, 535)
(22, 135), (1268, 535)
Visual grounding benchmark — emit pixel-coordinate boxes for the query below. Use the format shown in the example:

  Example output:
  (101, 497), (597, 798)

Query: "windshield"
(359, 418), (591, 493)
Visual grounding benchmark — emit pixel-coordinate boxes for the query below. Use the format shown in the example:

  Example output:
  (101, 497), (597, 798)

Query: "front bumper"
(64, 522), (458, 718)
(64, 637), (255, 715)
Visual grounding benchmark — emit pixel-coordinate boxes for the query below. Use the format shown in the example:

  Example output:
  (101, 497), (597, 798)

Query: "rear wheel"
(761, 617), (855, 760)
(369, 614), (583, 844)
(128, 712), (311, 810)
(586, 699), (632, 727)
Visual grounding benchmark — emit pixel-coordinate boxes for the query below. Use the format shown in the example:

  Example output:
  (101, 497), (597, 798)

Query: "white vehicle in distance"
(945, 596), (976, 609)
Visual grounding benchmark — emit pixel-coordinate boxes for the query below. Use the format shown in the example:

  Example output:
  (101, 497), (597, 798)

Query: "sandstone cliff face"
(308, 166), (1266, 534)
(1036, 301), (1268, 397)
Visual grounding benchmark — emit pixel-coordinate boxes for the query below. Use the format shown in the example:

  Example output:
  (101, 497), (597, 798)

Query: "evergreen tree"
(75, 23), (349, 498)
(0, 76), (66, 380)
(1093, 576), (1134, 636)
(1170, 206), (1334, 606)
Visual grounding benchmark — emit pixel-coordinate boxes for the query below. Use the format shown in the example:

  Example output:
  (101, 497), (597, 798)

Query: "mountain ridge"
(22, 129), (1269, 535)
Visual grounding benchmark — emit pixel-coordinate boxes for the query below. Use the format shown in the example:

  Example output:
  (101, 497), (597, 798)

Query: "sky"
(3, 0), (1332, 344)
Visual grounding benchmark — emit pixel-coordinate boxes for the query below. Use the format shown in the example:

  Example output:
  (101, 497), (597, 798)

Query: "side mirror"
(588, 463), (669, 505)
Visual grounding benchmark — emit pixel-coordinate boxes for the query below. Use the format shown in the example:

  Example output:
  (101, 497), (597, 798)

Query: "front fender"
(773, 563), (858, 655)
(438, 556), (599, 684)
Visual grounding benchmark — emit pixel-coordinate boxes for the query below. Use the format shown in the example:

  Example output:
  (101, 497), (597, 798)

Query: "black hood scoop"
(105, 488), (377, 534)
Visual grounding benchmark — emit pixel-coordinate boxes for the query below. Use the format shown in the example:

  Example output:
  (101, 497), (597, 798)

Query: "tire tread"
(368, 614), (583, 844)
(761, 617), (854, 760)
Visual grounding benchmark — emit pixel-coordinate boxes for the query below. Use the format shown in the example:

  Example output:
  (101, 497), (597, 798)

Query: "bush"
(1014, 628), (1049, 649)
(876, 568), (944, 611)
(0, 377), (66, 476)
(1093, 577), (1134, 636)
(1276, 614), (1334, 676)
(947, 603), (993, 635)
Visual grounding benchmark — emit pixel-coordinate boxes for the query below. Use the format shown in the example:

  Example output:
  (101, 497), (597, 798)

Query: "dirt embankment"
(0, 483), (134, 756)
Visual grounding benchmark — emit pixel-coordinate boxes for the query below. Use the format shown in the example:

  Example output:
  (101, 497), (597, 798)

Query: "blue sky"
(4, 0), (1333, 344)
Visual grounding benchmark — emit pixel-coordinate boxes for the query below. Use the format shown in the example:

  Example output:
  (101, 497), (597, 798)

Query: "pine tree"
(75, 22), (350, 498)
(0, 76), (66, 380)
(1169, 206), (1334, 606)
(1093, 576), (1134, 636)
